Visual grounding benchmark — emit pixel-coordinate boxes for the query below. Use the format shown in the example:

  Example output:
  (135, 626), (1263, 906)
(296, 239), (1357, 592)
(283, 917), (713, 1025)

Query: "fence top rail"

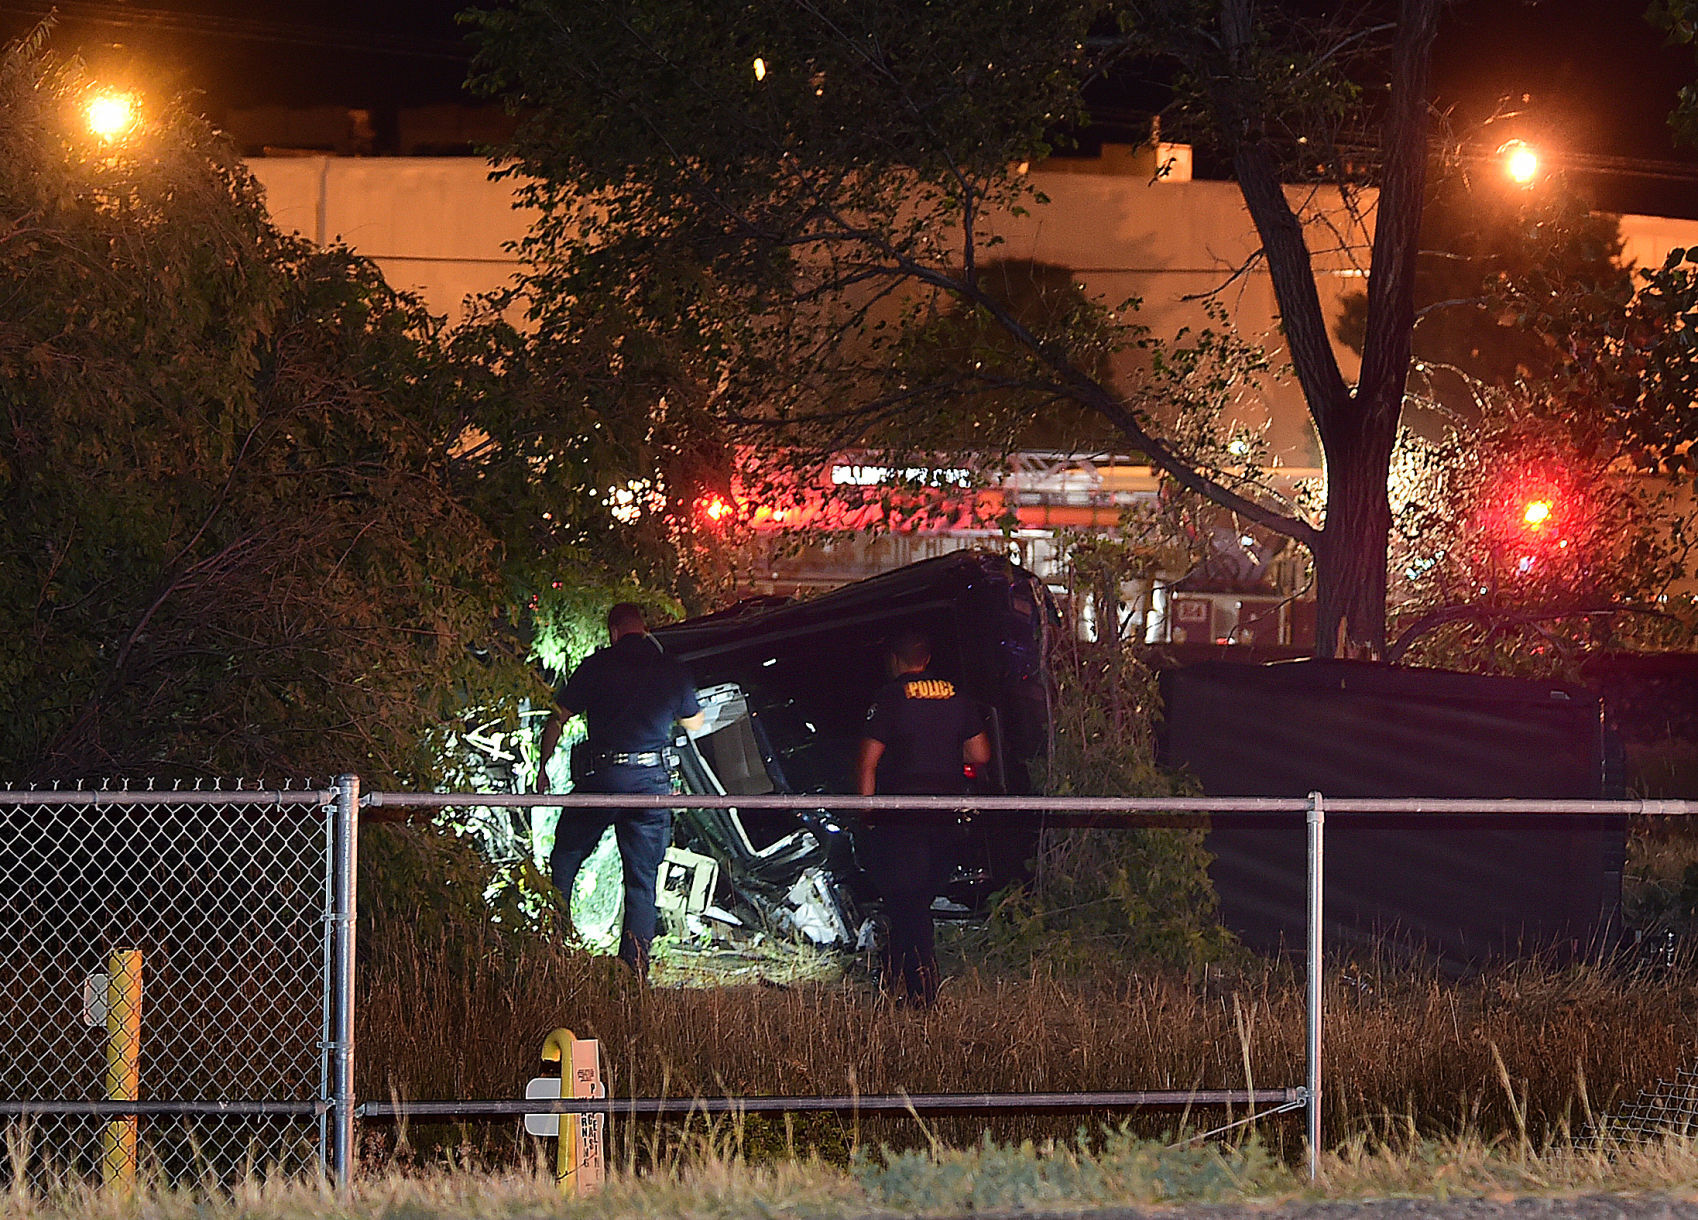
(0, 787), (340, 807)
(361, 791), (1698, 816)
(0, 785), (1685, 815)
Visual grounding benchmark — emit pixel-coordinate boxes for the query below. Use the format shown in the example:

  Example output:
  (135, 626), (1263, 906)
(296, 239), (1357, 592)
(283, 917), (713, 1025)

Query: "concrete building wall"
(250, 157), (534, 320)
(246, 154), (1698, 471)
(1620, 212), (1698, 272)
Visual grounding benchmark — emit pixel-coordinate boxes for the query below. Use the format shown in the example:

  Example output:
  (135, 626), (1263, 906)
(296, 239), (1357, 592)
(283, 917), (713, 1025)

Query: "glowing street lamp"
(85, 91), (139, 142)
(1500, 139), (1538, 186)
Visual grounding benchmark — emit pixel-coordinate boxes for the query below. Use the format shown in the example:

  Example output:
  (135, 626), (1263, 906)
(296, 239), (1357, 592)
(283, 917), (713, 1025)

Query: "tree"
(0, 34), (659, 781)
(468, 0), (1444, 657)
(1334, 168), (1629, 430)
(1386, 398), (1695, 672)
(1654, 0), (1698, 148)
(1553, 244), (1698, 476)
(1332, 161), (1696, 669)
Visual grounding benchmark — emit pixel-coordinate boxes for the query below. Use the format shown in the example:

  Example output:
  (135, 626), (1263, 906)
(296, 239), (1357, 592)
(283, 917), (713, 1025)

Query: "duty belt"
(593, 750), (667, 768)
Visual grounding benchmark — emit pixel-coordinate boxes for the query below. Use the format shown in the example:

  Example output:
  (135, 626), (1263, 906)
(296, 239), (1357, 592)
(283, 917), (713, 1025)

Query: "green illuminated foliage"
(0, 35), (662, 782)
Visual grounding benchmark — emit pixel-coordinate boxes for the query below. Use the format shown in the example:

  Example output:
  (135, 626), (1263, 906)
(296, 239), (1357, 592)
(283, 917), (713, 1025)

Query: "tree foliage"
(894, 258), (1127, 453)
(1557, 245), (1698, 475)
(979, 619), (1233, 973)
(0, 35), (661, 781)
(1326, 162), (1698, 670)
(1653, 0), (1698, 147)
(1387, 400), (1696, 673)
(1336, 170), (1629, 427)
(1394, 172), (1698, 482)
(469, 0), (1452, 657)
(469, 0), (1106, 456)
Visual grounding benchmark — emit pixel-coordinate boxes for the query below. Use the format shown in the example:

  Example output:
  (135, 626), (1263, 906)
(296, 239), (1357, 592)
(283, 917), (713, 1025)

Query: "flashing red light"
(962, 763), (978, 780)
(1503, 490), (1573, 577)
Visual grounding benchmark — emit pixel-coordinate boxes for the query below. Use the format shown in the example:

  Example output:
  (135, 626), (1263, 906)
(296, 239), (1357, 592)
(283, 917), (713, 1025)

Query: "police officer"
(534, 603), (705, 975)
(855, 629), (991, 1006)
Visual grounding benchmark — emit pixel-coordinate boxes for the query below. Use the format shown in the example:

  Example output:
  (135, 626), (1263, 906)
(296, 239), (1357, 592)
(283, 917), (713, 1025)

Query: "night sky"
(2, 0), (1696, 216)
(1432, 0), (1698, 217)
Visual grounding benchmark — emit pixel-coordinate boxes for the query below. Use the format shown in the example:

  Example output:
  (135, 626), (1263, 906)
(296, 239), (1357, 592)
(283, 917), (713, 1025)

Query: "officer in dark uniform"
(855, 629), (991, 1006)
(534, 603), (705, 975)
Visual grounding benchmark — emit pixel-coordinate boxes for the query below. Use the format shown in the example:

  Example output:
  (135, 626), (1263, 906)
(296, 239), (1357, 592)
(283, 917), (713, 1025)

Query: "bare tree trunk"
(1097, 577), (1123, 648)
(1313, 413), (1399, 657)
(1221, 0), (1439, 660)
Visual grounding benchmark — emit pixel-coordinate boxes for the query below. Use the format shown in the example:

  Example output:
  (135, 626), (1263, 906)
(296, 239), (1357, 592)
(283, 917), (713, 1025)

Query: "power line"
(1548, 149), (1698, 185)
(0, 1), (470, 62)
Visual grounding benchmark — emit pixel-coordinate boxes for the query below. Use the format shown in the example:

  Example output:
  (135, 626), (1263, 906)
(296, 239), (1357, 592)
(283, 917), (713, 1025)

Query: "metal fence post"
(331, 774), (360, 1192)
(1305, 790), (1324, 1182)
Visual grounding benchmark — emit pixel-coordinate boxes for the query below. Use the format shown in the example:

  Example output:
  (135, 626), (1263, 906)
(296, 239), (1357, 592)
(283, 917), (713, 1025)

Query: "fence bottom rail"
(356, 1088), (1305, 1121)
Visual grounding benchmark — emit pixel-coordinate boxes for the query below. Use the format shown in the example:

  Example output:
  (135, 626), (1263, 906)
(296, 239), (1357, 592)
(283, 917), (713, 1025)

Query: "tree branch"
(1383, 600), (1673, 665)
(912, 260), (1320, 550)
(1355, 0), (1440, 422)
(1217, 0), (1353, 432)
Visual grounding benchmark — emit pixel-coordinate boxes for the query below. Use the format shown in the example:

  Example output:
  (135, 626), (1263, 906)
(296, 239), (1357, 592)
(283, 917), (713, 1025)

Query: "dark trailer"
(1159, 660), (1626, 967)
(650, 551), (1051, 943)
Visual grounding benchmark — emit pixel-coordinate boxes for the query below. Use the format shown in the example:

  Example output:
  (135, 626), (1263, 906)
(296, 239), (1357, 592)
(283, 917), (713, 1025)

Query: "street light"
(1500, 139), (1539, 186)
(85, 91), (138, 142)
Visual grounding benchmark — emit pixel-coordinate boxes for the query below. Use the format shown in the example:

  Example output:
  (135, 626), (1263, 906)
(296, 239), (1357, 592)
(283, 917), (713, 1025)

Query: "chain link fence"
(4, 780), (1696, 1190)
(1602, 1067), (1698, 1145)
(0, 783), (349, 1189)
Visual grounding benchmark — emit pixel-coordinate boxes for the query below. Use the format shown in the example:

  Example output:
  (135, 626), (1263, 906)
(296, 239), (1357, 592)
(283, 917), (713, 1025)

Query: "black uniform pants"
(549, 761), (673, 973)
(857, 822), (952, 1006)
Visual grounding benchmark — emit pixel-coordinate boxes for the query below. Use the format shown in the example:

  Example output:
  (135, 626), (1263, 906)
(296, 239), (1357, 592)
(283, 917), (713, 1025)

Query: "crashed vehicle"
(646, 551), (1053, 950)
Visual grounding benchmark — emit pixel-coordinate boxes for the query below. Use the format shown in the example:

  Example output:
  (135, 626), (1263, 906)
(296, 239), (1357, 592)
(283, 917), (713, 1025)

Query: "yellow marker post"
(100, 948), (142, 1192)
(539, 1028), (604, 1195)
(540, 1028), (578, 1193)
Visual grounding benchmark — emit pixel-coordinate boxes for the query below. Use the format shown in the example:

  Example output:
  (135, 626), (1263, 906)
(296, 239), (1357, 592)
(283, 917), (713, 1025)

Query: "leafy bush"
(977, 624), (1236, 974)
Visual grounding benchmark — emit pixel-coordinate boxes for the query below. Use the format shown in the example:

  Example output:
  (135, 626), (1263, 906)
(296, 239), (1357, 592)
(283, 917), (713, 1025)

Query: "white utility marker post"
(527, 1029), (604, 1194)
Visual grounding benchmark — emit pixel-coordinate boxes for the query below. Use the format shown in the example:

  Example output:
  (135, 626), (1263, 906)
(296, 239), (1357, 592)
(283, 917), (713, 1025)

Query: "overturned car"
(642, 551), (1053, 950)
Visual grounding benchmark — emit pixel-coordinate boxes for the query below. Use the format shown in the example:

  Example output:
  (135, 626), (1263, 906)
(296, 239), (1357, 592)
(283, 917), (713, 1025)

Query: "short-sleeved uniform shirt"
(863, 670), (987, 794)
(558, 633), (701, 754)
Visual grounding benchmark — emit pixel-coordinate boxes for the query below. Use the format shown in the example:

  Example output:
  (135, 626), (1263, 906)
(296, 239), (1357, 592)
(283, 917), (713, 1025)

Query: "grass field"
(359, 905), (1698, 1164)
(351, 801), (1698, 1167)
(8, 1125), (1698, 1219)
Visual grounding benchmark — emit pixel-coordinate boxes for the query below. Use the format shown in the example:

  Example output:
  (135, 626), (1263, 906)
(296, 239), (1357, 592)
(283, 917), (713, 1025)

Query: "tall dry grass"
(357, 903), (1698, 1162)
(347, 815), (1698, 1165)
